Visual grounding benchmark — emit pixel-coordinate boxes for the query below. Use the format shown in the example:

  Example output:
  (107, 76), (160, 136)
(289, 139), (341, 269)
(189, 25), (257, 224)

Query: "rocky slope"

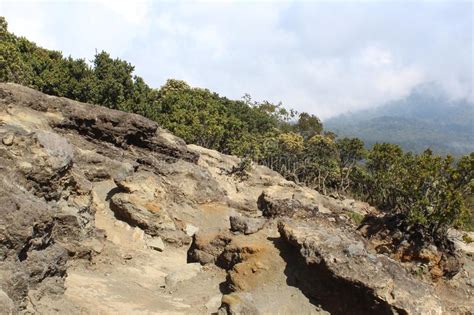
(0, 83), (473, 314)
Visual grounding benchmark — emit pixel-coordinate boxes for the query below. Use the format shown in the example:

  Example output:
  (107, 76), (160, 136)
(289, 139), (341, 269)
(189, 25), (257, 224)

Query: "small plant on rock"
(228, 157), (253, 180)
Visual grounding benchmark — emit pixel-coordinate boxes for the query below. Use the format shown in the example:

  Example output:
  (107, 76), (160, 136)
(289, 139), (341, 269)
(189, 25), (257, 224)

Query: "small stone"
(185, 224), (199, 237)
(466, 278), (474, 287)
(132, 227), (145, 242)
(18, 161), (33, 172)
(82, 238), (104, 254)
(317, 204), (331, 214)
(146, 236), (165, 251)
(219, 292), (259, 315)
(194, 250), (216, 265)
(392, 230), (403, 241)
(2, 134), (14, 146)
(430, 266), (444, 278)
(344, 241), (365, 257)
(400, 240), (409, 247)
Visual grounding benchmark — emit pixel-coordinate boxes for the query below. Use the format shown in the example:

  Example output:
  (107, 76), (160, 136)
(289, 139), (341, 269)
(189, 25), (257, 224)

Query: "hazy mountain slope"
(325, 84), (474, 155)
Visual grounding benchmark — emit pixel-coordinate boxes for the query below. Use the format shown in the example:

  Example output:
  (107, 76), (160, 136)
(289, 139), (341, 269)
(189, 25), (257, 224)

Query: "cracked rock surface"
(0, 83), (473, 314)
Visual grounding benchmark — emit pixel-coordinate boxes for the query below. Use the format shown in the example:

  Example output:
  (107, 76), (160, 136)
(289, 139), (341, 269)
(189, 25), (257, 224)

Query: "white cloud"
(0, 2), (58, 49)
(96, 0), (151, 25)
(1, 0), (472, 119)
(359, 45), (393, 67)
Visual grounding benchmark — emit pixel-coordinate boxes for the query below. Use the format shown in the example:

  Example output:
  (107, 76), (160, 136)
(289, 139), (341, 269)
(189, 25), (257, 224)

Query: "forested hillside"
(1, 16), (472, 235)
(325, 84), (474, 155)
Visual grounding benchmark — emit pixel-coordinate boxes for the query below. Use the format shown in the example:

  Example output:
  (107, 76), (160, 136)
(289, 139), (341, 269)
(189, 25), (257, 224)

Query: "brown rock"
(187, 231), (233, 265)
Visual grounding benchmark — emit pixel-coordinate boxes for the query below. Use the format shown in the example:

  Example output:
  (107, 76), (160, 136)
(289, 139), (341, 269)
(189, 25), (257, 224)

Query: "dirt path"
(58, 180), (226, 314)
(56, 180), (323, 314)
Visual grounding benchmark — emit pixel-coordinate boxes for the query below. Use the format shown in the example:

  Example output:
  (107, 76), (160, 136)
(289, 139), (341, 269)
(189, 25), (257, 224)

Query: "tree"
(293, 112), (323, 140)
(398, 151), (466, 237)
(304, 135), (339, 194)
(93, 51), (135, 109)
(366, 143), (405, 209)
(273, 132), (304, 181)
(0, 18), (32, 84)
(336, 137), (366, 193)
(454, 153), (474, 229)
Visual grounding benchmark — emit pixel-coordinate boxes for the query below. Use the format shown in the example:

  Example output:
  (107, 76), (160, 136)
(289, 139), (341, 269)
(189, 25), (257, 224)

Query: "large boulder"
(109, 172), (194, 245)
(278, 219), (445, 314)
(257, 186), (322, 218)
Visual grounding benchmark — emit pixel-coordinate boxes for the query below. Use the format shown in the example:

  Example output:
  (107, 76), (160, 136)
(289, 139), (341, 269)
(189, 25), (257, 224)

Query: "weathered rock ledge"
(278, 219), (445, 314)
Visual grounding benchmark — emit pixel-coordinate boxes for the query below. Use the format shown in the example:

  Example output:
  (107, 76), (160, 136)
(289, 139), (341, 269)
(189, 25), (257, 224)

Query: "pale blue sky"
(1, 0), (472, 118)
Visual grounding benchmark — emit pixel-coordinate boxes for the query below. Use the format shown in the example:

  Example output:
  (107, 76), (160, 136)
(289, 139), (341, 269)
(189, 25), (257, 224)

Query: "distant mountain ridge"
(325, 83), (474, 155)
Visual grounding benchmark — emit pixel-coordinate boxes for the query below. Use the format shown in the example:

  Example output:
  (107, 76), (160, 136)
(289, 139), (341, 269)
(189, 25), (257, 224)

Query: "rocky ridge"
(0, 83), (472, 314)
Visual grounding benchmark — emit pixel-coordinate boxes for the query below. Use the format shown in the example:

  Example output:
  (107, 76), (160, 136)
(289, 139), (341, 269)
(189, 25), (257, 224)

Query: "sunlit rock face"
(0, 83), (472, 314)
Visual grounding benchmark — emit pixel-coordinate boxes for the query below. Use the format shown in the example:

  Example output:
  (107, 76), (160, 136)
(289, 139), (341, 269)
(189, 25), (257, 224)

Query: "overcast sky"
(1, 0), (472, 119)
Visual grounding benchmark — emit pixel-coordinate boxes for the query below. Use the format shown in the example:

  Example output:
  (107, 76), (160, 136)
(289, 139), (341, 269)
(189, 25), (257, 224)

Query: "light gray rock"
(344, 241), (365, 257)
(229, 215), (265, 235)
(75, 149), (134, 182)
(146, 237), (165, 251)
(35, 130), (74, 170)
(185, 224), (199, 237)
(467, 278), (474, 287)
(317, 204), (331, 214)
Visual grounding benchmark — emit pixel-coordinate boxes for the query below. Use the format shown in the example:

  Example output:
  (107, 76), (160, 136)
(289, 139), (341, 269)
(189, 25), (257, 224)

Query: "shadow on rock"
(269, 236), (400, 315)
